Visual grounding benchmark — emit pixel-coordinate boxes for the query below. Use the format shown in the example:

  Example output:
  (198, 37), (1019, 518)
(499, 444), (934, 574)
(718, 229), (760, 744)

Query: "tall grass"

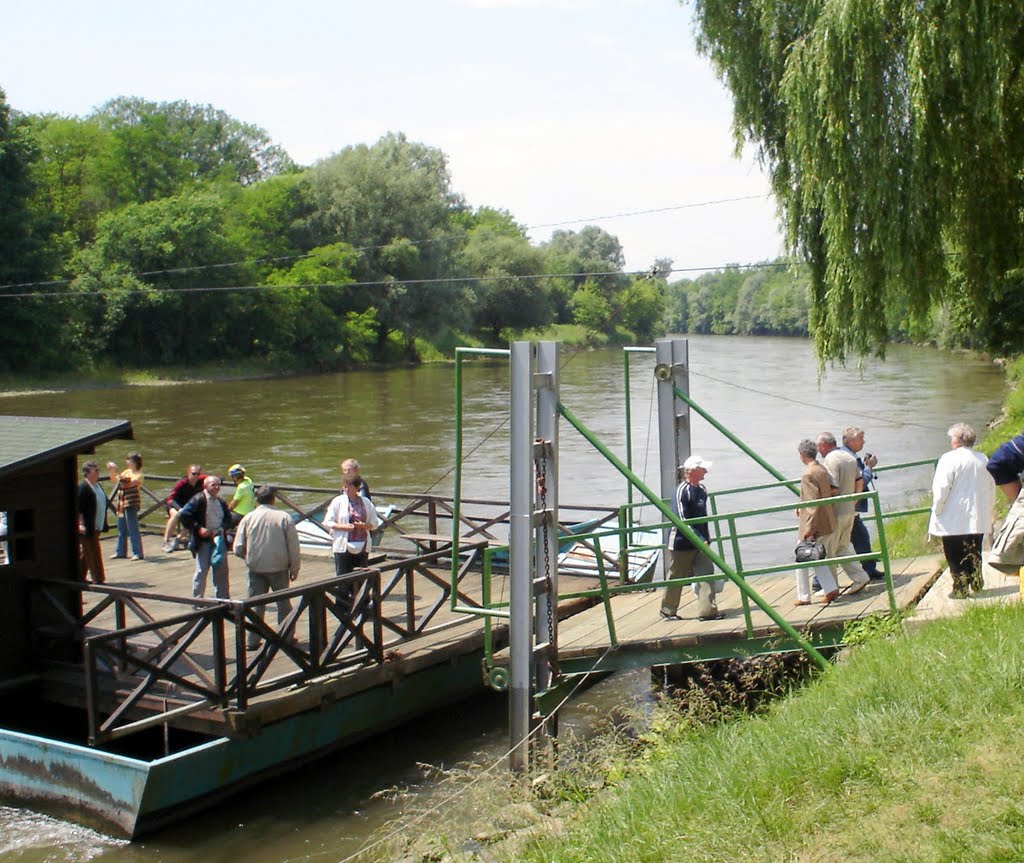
(510, 604), (1024, 863)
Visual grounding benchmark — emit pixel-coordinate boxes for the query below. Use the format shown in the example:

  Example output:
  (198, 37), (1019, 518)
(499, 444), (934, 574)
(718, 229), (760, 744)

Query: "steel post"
(508, 341), (534, 773)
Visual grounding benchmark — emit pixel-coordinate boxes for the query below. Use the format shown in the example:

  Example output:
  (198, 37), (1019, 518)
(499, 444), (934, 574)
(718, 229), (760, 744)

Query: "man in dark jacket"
(77, 461), (108, 583)
(167, 475), (232, 599)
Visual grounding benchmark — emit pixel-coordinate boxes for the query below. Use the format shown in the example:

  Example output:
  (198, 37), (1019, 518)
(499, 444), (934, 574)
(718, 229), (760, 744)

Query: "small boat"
(557, 525), (662, 583)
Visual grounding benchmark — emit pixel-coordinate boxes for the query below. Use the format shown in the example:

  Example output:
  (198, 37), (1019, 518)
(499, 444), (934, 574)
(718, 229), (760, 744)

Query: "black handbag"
(795, 538), (826, 563)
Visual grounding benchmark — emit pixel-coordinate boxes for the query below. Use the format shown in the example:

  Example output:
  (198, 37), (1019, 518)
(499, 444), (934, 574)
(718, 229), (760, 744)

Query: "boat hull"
(0, 650), (486, 837)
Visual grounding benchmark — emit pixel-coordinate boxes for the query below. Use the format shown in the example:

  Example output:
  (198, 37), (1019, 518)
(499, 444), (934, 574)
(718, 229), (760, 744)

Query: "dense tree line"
(0, 90), (669, 374)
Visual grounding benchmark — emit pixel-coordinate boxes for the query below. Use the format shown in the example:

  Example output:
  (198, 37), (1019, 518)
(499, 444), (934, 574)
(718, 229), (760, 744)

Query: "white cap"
(681, 455), (712, 471)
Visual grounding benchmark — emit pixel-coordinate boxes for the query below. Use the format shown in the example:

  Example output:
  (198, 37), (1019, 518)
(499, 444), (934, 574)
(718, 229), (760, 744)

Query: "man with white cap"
(661, 454), (725, 621)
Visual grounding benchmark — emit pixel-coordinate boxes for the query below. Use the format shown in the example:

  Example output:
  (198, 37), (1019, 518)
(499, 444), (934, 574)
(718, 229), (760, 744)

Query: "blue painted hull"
(0, 651), (485, 837)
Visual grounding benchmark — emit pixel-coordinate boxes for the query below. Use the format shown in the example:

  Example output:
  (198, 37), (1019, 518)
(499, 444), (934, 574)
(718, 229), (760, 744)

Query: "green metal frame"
(452, 345), (935, 688)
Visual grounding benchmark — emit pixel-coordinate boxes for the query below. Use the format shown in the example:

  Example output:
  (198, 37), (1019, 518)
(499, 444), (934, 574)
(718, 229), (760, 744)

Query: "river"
(0, 336), (1008, 861)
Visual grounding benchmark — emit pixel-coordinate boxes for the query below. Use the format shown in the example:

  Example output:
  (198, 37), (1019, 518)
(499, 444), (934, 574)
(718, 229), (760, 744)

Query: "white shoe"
(162, 541), (175, 553)
(846, 579), (869, 594)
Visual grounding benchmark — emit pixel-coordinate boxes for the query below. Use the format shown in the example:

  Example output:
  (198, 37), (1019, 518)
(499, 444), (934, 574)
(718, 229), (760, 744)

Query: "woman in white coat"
(928, 422), (996, 597)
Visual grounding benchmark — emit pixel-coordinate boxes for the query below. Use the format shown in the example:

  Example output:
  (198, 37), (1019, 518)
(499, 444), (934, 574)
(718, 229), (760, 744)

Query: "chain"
(535, 445), (560, 681)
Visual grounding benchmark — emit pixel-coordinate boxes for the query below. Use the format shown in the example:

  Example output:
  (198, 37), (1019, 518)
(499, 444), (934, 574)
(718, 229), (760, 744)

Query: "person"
(233, 485), (302, 650)
(325, 478), (381, 575)
(226, 464), (256, 523)
(341, 458), (371, 499)
(325, 478), (381, 614)
(108, 453), (145, 560)
(816, 432), (870, 593)
(77, 461), (108, 583)
(660, 455), (724, 621)
(163, 464), (206, 552)
(984, 430), (1024, 503)
(794, 439), (841, 605)
(840, 426), (882, 579)
(928, 422), (996, 597)
(167, 475), (232, 599)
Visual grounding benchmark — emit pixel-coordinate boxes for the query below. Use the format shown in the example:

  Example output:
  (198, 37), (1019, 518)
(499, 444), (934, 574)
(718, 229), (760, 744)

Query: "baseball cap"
(681, 455), (712, 471)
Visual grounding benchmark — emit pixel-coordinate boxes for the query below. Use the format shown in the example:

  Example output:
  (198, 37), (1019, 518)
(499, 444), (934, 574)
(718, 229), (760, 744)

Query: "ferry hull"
(0, 651), (485, 838)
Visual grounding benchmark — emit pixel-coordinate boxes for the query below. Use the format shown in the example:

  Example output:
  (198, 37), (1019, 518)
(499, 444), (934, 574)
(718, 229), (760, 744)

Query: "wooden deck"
(495, 554), (945, 675)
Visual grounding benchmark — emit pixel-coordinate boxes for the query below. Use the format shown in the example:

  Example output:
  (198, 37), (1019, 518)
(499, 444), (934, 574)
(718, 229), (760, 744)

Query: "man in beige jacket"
(233, 485), (302, 650)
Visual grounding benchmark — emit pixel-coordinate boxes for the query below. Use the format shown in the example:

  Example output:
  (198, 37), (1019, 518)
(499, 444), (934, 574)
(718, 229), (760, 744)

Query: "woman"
(794, 438), (840, 605)
(325, 478), (381, 575)
(108, 452), (145, 560)
(929, 423), (995, 597)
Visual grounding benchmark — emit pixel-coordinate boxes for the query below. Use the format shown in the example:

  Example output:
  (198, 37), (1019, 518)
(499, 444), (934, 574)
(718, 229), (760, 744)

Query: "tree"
(90, 97), (294, 204)
(456, 208), (550, 339)
(70, 190), (244, 365)
(0, 89), (80, 371)
(692, 0), (1024, 360)
(542, 226), (629, 310)
(305, 132), (469, 356)
(618, 277), (666, 343)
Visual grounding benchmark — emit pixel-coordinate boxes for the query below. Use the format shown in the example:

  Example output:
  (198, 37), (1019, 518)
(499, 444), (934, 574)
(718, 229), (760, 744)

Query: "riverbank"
(0, 324), (617, 399)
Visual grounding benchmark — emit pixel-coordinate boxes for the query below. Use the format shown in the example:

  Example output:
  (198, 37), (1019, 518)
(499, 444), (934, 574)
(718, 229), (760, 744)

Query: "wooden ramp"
(495, 554), (944, 676)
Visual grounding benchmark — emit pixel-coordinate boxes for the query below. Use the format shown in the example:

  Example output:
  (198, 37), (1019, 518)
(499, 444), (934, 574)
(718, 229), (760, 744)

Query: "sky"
(3, 0), (784, 274)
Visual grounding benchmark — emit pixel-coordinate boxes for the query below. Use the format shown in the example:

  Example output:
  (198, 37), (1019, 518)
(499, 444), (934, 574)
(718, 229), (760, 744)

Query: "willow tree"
(691, 0), (1024, 360)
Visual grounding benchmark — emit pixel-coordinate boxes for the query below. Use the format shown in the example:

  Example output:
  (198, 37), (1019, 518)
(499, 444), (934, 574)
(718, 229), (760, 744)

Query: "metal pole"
(534, 342), (559, 720)
(655, 338), (690, 576)
(508, 341), (534, 773)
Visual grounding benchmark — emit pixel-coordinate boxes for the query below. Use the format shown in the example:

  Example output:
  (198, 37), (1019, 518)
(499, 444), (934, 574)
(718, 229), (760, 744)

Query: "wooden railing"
(26, 540), (495, 744)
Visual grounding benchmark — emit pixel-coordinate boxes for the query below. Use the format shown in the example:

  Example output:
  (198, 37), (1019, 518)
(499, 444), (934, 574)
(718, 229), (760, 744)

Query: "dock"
(494, 554), (945, 678)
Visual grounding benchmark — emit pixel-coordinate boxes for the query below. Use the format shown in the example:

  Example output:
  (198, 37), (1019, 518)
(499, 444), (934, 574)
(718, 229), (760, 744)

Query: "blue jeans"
(115, 507), (143, 558)
(850, 514), (878, 576)
(192, 540), (230, 598)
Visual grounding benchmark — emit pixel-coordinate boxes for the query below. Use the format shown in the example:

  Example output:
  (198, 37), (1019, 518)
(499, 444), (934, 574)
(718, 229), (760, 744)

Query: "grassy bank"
(501, 603), (1024, 863)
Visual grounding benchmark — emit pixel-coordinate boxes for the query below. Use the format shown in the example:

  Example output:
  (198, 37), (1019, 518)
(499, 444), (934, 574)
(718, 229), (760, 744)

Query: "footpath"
(911, 556), (1020, 625)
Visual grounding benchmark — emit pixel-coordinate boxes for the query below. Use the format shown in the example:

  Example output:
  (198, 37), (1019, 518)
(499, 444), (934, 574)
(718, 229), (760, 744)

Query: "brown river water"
(0, 336), (1007, 861)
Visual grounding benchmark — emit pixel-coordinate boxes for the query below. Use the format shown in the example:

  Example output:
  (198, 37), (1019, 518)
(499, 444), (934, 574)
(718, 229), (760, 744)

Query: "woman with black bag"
(794, 439), (840, 605)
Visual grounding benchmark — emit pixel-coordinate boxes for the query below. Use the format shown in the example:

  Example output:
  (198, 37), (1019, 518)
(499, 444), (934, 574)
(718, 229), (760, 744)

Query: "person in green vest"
(227, 464), (256, 526)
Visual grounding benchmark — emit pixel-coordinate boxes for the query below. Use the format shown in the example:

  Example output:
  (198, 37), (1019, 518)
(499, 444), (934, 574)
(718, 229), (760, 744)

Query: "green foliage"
(571, 279), (614, 340)
(693, 0), (1024, 362)
(617, 276), (665, 343)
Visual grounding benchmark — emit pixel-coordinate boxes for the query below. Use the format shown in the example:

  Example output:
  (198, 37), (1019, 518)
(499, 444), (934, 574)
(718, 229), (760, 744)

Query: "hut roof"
(0, 416), (133, 478)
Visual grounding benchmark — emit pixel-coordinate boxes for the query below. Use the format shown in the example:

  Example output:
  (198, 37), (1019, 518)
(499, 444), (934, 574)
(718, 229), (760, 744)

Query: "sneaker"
(698, 610), (726, 621)
(162, 541), (175, 553)
(110, 553), (126, 559)
(846, 579), (869, 595)
(129, 554), (143, 561)
(659, 610), (681, 621)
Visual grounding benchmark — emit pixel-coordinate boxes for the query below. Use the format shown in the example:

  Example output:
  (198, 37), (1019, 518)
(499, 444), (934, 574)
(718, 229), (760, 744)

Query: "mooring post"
(533, 341), (560, 755)
(508, 341), (534, 773)
(655, 339), (691, 568)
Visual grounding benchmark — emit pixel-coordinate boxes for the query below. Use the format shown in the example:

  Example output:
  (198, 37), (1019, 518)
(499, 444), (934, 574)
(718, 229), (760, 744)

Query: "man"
(840, 427), (882, 579)
(816, 432), (870, 593)
(233, 485), (302, 650)
(77, 461), (108, 584)
(163, 464), (206, 552)
(227, 464), (255, 523)
(341, 458), (371, 499)
(166, 475), (232, 599)
(661, 455), (724, 621)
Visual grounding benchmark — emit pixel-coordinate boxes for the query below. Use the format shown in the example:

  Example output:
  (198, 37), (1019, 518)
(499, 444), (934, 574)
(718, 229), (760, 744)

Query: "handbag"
(795, 538), (826, 564)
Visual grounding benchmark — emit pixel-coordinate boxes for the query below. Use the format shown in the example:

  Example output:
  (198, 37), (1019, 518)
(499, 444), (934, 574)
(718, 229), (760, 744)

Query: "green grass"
(505, 603), (1024, 863)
